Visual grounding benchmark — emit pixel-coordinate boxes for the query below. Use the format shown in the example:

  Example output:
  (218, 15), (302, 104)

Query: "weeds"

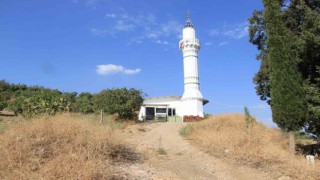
(179, 124), (194, 137)
(158, 147), (167, 155)
(157, 136), (167, 155)
(187, 113), (320, 179)
(138, 128), (146, 132)
(244, 106), (256, 129)
(0, 114), (140, 179)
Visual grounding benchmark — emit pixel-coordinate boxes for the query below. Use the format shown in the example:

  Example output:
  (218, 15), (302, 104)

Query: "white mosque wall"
(138, 96), (183, 121)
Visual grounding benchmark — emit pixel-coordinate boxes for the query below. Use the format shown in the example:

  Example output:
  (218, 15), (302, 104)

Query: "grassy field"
(183, 113), (320, 179)
(1, 113), (319, 179)
(0, 113), (140, 179)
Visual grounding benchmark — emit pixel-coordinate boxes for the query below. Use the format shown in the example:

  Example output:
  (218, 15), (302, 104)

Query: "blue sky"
(0, 0), (275, 126)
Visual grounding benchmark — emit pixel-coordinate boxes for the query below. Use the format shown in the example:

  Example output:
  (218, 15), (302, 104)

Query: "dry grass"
(187, 113), (320, 179)
(0, 113), (140, 179)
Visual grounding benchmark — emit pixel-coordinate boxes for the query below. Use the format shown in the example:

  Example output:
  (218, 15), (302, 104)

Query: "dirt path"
(119, 122), (273, 180)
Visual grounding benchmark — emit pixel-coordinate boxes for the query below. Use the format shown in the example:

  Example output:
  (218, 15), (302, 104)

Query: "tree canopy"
(93, 88), (143, 119)
(263, 0), (307, 132)
(249, 0), (320, 136)
(0, 80), (143, 119)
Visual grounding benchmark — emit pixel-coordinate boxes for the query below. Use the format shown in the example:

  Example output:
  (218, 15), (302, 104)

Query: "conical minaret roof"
(184, 11), (194, 28)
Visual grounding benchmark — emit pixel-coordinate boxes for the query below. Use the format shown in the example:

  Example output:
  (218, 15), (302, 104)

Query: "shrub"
(93, 88), (143, 119)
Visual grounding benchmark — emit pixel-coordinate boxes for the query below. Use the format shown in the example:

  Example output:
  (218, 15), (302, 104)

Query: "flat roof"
(144, 96), (182, 101)
(143, 95), (209, 105)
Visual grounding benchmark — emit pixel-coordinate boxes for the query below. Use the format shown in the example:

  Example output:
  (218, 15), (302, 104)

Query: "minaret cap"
(184, 10), (194, 28)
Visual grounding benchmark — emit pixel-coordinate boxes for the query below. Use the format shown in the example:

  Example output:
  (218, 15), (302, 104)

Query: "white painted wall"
(179, 19), (204, 118)
(138, 97), (183, 121)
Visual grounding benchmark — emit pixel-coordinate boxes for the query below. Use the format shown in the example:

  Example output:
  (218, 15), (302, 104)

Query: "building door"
(145, 107), (155, 121)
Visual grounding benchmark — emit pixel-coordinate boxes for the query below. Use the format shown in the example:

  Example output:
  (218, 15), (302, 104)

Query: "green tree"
(0, 80), (11, 110)
(93, 88), (143, 119)
(305, 68), (320, 137)
(8, 87), (67, 117)
(73, 92), (94, 114)
(7, 96), (24, 115)
(61, 92), (77, 112)
(263, 0), (308, 155)
(249, 0), (320, 137)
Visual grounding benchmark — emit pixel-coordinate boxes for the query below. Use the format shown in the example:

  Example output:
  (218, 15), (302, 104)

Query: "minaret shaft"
(179, 13), (204, 118)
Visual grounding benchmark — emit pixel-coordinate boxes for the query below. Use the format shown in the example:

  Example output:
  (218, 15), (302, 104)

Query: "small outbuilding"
(138, 96), (209, 122)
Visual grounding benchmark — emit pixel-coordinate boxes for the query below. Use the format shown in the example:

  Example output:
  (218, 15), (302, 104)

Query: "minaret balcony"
(179, 39), (200, 50)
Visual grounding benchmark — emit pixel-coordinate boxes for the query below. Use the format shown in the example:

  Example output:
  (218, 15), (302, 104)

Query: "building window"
(156, 108), (166, 114)
(167, 108), (176, 116)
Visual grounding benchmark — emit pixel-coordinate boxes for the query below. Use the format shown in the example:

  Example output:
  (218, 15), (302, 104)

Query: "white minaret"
(179, 12), (204, 118)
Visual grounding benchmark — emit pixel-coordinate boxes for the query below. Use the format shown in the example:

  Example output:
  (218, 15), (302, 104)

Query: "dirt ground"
(117, 122), (276, 180)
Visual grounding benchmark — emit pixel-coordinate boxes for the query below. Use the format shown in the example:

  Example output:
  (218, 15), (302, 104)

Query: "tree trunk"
(288, 131), (295, 156)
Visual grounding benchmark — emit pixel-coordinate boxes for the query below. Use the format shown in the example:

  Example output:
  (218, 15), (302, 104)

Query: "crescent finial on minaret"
(185, 10), (194, 28)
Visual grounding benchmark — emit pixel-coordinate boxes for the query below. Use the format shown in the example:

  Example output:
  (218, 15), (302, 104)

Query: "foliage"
(249, 0), (320, 135)
(263, 0), (307, 132)
(8, 89), (67, 117)
(61, 92), (77, 112)
(304, 68), (320, 137)
(7, 96), (24, 115)
(0, 80), (11, 110)
(73, 92), (94, 114)
(244, 106), (255, 128)
(93, 88), (143, 119)
(1, 80), (144, 119)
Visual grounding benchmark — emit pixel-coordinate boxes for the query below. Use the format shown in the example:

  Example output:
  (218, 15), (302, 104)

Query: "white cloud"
(105, 13), (117, 18)
(208, 22), (249, 39)
(160, 21), (182, 37)
(92, 9), (182, 46)
(114, 20), (134, 31)
(156, 40), (169, 45)
(204, 41), (228, 47)
(223, 26), (248, 39)
(83, 0), (108, 6)
(96, 64), (141, 75)
(219, 41), (228, 46)
(208, 30), (220, 36)
(128, 36), (144, 45)
(123, 69), (141, 74)
(147, 31), (161, 39)
(90, 28), (115, 37)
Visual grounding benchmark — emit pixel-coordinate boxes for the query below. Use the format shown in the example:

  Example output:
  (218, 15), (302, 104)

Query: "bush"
(72, 92), (94, 114)
(93, 88), (143, 119)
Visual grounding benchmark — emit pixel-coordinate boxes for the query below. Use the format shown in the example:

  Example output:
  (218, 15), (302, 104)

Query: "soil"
(117, 122), (274, 180)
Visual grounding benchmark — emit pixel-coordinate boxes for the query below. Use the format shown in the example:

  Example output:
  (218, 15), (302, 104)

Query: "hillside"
(0, 113), (319, 179)
(186, 114), (319, 179)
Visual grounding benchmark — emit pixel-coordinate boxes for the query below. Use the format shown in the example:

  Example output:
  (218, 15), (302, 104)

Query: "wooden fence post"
(100, 109), (103, 125)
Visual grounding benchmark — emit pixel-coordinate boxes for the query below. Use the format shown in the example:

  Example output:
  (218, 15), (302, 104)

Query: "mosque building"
(138, 13), (209, 122)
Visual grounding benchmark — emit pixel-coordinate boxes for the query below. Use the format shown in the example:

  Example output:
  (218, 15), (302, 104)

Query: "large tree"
(93, 88), (143, 119)
(249, 0), (320, 137)
(263, 0), (308, 155)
